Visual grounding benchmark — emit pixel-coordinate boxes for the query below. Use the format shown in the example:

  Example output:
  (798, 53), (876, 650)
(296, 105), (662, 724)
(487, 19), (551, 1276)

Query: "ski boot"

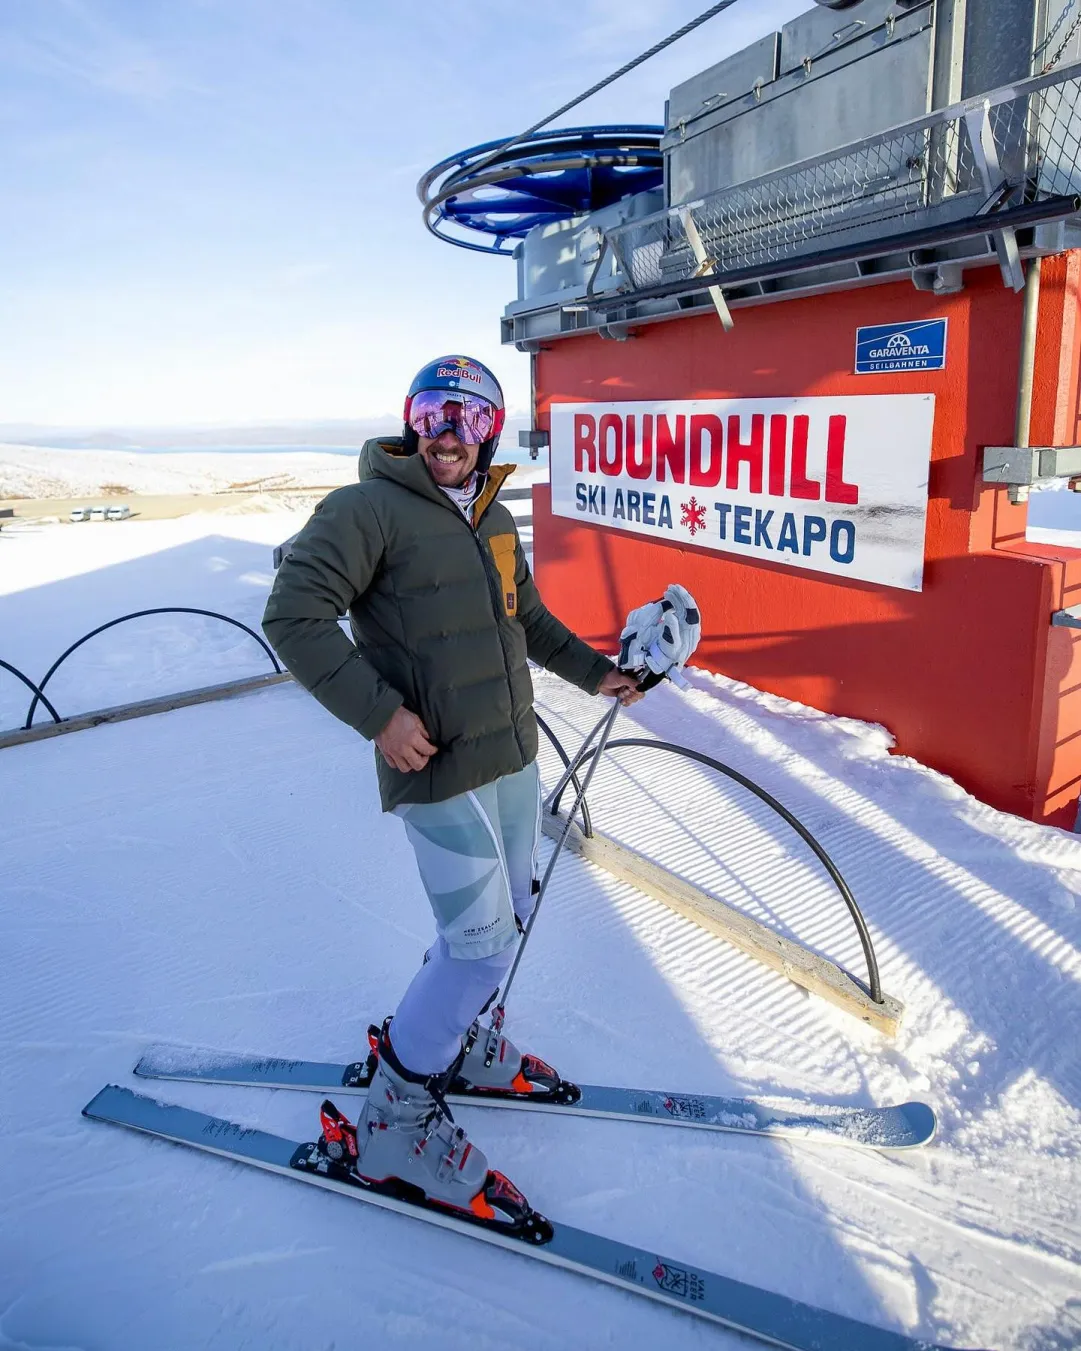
(314, 1024), (551, 1243)
(358, 1015), (581, 1105)
(449, 1017), (580, 1105)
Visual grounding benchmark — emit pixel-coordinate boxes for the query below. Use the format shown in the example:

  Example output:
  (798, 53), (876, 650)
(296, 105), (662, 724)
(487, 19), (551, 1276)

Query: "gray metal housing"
(502, 0), (1070, 350)
(665, 1), (935, 209)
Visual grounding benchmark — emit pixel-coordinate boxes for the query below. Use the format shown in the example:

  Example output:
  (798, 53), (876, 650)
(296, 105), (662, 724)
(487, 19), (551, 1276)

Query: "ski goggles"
(405, 389), (500, 444)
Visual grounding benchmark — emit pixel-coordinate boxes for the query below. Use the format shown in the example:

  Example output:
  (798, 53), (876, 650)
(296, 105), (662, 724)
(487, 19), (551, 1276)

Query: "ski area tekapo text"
(550, 396), (935, 592)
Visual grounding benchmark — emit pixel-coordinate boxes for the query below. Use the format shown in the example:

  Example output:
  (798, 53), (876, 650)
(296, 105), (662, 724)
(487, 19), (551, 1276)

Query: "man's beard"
(427, 441), (476, 487)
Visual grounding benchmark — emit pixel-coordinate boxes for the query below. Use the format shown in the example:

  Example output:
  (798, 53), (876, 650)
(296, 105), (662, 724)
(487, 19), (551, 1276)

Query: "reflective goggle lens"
(407, 389), (497, 444)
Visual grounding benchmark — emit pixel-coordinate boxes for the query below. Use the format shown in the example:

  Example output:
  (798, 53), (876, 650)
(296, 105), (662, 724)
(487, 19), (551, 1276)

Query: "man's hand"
(375, 707), (438, 772)
(598, 669), (645, 707)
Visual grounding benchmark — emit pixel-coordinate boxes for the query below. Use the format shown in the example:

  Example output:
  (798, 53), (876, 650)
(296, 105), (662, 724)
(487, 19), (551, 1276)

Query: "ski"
(82, 1085), (961, 1350)
(134, 1045), (936, 1151)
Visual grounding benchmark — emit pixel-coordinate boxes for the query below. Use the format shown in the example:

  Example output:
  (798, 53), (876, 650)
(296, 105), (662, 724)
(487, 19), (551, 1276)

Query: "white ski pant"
(389, 760), (542, 1076)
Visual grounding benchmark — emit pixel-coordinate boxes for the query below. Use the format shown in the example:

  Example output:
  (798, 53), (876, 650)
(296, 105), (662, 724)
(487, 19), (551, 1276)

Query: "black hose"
(0, 658), (62, 725)
(549, 734), (883, 1006)
(535, 713), (593, 838)
(24, 608), (281, 730)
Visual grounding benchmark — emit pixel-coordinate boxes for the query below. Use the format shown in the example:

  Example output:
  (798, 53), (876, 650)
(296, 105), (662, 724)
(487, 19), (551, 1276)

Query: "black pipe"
(24, 608), (281, 730)
(551, 736), (883, 1005)
(535, 713), (593, 838)
(1, 658), (62, 725)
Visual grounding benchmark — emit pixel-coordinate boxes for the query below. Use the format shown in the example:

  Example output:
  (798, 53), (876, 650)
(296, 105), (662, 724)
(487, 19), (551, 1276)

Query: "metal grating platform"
(597, 59), (1081, 308)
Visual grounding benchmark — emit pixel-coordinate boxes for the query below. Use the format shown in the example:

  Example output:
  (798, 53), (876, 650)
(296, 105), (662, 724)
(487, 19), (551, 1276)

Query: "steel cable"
(420, 0), (744, 226)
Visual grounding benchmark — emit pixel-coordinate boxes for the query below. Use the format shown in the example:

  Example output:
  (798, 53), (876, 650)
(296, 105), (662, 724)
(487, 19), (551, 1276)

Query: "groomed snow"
(2, 514), (1080, 1350)
(0, 509), (312, 731)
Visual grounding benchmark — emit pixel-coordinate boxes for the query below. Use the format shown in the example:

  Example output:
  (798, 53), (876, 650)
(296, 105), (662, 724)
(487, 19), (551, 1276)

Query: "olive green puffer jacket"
(262, 437), (614, 810)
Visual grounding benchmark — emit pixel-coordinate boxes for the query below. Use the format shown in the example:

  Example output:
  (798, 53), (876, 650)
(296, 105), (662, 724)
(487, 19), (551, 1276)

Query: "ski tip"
(902, 1100), (938, 1146)
(82, 1083), (129, 1119)
(133, 1043), (191, 1078)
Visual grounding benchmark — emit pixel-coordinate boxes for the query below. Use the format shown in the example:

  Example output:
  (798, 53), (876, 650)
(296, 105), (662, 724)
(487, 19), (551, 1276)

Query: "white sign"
(549, 395), (935, 592)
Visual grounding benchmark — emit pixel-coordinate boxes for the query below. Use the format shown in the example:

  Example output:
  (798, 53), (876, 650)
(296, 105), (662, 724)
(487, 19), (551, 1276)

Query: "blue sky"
(0, 0), (806, 428)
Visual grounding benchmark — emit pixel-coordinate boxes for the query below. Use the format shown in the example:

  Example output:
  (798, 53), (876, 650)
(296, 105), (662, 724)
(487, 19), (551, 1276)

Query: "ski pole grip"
(617, 661), (665, 693)
(633, 668), (667, 693)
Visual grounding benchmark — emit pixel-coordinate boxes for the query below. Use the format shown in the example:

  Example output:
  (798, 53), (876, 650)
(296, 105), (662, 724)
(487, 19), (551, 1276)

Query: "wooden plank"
(0, 671), (293, 750)
(541, 811), (903, 1037)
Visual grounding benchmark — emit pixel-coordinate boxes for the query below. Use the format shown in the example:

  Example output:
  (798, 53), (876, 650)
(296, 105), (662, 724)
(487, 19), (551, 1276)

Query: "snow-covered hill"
(0, 444), (549, 502)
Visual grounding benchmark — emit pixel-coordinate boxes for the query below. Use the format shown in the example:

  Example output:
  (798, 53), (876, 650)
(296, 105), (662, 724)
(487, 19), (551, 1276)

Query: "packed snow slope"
(2, 516), (1081, 1350)
(0, 509), (317, 731)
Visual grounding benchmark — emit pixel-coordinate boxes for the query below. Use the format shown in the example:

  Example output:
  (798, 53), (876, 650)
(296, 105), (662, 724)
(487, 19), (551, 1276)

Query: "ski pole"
(484, 696), (622, 1058)
(543, 702), (614, 817)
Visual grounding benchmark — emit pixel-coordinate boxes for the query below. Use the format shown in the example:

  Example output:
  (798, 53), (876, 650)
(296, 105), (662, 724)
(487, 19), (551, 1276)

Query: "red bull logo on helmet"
(436, 357), (484, 384)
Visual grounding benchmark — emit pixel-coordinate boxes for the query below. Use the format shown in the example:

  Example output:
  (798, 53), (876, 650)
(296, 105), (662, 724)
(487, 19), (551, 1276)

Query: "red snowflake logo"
(680, 496), (707, 536)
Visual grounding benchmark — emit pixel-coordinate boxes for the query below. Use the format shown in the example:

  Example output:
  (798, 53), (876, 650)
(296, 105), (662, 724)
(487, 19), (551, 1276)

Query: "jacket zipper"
(467, 518), (528, 766)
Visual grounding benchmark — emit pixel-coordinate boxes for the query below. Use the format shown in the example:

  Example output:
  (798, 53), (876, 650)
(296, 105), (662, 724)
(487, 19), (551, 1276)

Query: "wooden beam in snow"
(0, 672), (293, 750)
(541, 810), (903, 1037)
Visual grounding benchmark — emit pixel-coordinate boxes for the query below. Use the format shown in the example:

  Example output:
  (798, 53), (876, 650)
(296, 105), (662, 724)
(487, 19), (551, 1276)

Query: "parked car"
(89, 506), (107, 521)
(105, 504), (131, 520)
(70, 506), (90, 522)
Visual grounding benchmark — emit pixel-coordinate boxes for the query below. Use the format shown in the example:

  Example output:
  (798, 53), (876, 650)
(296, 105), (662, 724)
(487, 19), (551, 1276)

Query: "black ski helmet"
(402, 355), (506, 472)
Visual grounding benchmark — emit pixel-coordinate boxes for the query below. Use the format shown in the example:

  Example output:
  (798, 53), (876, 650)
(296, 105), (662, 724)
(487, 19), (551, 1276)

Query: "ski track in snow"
(1, 515), (1080, 1349)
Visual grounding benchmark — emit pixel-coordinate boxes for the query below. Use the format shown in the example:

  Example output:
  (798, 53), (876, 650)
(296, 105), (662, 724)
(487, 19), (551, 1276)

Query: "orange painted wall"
(530, 261), (1081, 826)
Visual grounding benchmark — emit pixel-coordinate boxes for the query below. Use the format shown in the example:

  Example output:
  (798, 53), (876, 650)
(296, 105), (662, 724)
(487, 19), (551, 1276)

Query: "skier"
(262, 354), (647, 1222)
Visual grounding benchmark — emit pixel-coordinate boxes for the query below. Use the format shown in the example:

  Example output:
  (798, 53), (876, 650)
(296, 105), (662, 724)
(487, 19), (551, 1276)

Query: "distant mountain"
(0, 413), (532, 451)
(0, 419), (400, 450)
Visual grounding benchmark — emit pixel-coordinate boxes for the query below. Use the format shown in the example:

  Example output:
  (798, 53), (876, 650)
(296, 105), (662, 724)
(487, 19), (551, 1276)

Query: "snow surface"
(0, 510), (311, 730)
(2, 514), (1081, 1350)
(1027, 481), (1081, 549)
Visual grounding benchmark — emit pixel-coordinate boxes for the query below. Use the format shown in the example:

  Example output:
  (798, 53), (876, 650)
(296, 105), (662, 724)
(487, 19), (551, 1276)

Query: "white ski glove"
(618, 583), (702, 690)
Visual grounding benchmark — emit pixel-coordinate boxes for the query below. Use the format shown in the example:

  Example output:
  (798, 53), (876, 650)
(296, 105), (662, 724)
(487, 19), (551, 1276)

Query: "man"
(263, 354), (641, 1224)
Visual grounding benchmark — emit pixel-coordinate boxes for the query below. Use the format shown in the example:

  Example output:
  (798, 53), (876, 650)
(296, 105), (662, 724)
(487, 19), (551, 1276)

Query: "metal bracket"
(678, 207), (734, 331)
(911, 261), (964, 293)
(597, 322), (636, 342)
(518, 430), (550, 450)
(964, 101), (1024, 291)
(983, 445), (1081, 502)
(584, 230), (619, 305)
(983, 445), (1081, 482)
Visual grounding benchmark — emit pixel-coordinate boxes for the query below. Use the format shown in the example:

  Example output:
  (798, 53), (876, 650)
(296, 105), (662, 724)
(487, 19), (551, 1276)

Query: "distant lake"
(77, 444), (544, 464)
